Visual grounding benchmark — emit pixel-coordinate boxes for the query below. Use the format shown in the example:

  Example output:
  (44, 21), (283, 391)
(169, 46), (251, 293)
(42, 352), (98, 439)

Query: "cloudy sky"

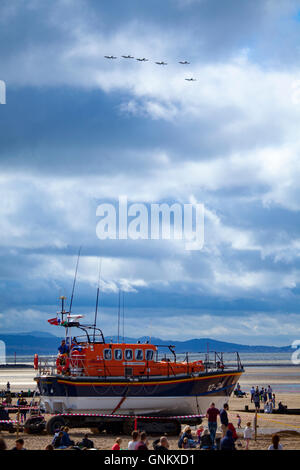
(1, 0), (300, 345)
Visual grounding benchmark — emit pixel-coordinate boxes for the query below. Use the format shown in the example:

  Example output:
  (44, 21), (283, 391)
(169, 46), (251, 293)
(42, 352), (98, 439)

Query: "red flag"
(48, 317), (59, 325)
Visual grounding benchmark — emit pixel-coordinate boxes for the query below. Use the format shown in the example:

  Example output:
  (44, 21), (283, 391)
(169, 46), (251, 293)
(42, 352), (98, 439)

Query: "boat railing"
(157, 350), (244, 373)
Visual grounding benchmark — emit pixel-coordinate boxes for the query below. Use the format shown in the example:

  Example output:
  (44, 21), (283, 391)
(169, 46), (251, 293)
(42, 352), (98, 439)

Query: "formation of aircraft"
(104, 55), (197, 81)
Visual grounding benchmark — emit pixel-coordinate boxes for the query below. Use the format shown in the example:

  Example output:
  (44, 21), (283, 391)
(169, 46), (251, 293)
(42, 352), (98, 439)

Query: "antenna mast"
(117, 288), (121, 343)
(69, 246), (81, 315)
(122, 291), (125, 342)
(93, 258), (102, 342)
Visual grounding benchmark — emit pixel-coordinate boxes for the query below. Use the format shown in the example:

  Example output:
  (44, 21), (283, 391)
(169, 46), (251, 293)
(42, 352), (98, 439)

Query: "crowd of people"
(108, 401), (283, 451)
(250, 385), (276, 412)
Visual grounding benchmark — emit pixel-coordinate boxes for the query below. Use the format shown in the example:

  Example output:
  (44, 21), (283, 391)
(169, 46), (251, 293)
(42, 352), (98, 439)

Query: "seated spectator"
(61, 427), (75, 447)
(278, 402), (287, 413)
(268, 434), (283, 450)
(11, 439), (26, 451)
(178, 425), (197, 449)
(77, 434), (94, 449)
(220, 430), (236, 451)
(128, 430), (139, 450)
(53, 431), (64, 449)
(112, 437), (122, 450)
(136, 432), (148, 450)
(0, 438), (7, 450)
(153, 436), (169, 451)
(51, 427), (61, 446)
(200, 428), (213, 450)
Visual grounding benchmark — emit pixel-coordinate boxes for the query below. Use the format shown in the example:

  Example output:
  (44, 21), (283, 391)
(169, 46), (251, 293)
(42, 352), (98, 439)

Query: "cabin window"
(124, 349), (133, 361)
(135, 349), (143, 361)
(146, 350), (154, 361)
(114, 349), (123, 360)
(104, 349), (112, 360)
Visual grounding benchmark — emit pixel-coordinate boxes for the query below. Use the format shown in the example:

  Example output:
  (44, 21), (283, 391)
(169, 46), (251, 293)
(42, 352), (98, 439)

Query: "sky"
(1, 0), (300, 345)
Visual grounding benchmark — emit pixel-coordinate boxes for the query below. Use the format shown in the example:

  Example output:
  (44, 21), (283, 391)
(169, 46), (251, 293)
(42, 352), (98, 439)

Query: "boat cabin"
(57, 340), (205, 378)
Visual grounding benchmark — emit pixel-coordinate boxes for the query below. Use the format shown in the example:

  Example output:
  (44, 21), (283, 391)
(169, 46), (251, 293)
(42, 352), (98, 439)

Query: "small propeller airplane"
(136, 58), (149, 62)
(185, 78), (197, 81)
(179, 61), (190, 64)
(104, 55), (117, 59)
(155, 61), (168, 65)
(122, 55), (134, 59)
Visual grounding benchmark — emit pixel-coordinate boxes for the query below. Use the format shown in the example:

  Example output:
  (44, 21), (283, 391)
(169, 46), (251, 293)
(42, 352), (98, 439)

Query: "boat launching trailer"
(22, 412), (203, 436)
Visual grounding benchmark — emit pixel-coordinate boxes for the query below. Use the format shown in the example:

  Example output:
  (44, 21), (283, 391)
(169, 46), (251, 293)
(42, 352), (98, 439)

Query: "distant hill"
(0, 332), (292, 356)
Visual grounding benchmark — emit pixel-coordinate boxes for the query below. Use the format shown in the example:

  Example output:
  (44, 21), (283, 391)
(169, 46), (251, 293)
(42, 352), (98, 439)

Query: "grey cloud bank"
(0, 0), (300, 345)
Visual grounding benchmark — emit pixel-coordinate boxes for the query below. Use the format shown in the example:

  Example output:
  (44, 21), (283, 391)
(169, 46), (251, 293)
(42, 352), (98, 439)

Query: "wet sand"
(1, 366), (300, 450)
(0, 368), (36, 392)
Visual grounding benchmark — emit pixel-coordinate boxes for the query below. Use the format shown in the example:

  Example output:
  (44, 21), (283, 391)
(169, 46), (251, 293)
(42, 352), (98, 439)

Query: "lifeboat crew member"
(58, 340), (69, 355)
(71, 337), (82, 352)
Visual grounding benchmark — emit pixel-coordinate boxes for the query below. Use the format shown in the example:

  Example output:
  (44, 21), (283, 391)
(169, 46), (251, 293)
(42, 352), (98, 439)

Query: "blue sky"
(1, 0), (300, 345)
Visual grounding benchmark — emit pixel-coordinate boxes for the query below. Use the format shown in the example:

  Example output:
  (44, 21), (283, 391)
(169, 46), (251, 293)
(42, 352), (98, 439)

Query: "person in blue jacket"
(220, 430), (236, 451)
(58, 340), (69, 355)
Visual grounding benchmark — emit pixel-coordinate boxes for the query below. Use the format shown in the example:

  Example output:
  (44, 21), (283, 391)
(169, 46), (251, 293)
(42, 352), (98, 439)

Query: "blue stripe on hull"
(37, 371), (241, 399)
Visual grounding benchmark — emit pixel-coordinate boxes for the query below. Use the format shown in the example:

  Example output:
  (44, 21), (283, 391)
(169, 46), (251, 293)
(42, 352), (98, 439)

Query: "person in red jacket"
(112, 437), (122, 450)
(227, 422), (238, 441)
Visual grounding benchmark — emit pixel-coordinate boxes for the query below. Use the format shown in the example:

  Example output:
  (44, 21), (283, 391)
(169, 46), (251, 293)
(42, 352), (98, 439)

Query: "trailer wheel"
(46, 416), (66, 434)
(24, 416), (46, 434)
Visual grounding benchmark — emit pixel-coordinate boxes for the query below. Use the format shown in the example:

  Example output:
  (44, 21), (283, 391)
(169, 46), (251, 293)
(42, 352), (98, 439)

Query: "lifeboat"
(35, 297), (243, 416)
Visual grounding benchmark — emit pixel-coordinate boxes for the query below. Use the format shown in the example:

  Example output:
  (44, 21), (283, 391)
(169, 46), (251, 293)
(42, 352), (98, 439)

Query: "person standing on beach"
(206, 402), (220, 446)
(220, 403), (229, 437)
(253, 390), (260, 411)
(267, 385), (273, 400)
(250, 386), (255, 403)
(243, 422), (253, 450)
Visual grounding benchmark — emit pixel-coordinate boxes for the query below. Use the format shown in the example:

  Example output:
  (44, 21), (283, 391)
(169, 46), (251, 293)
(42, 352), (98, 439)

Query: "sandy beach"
(1, 365), (300, 450)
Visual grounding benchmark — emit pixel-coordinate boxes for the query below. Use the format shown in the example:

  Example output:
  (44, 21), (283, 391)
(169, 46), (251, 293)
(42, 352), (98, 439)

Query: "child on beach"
(112, 437), (122, 450)
(183, 437), (189, 449)
(243, 422), (253, 450)
(237, 414), (241, 429)
(196, 425), (204, 444)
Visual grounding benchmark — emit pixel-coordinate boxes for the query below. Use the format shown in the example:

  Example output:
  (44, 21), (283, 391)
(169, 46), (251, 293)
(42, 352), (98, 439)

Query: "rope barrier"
(0, 420), (18, 423)
(2, 407), (39, 411)
(51, 412), (205, 420)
